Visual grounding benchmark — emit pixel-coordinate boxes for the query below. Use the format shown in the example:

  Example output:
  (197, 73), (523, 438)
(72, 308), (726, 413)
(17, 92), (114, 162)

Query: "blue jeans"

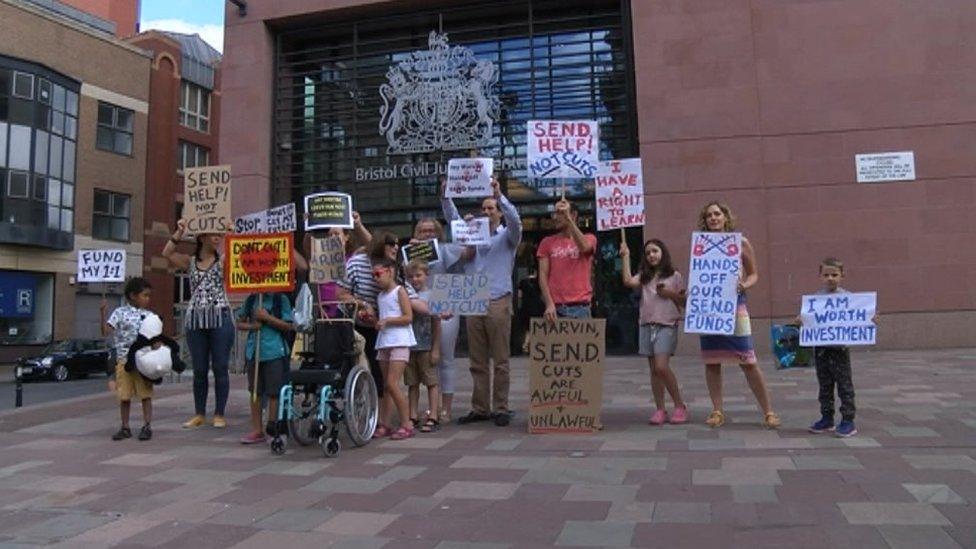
(185, 311), (235, 416)
(556, 304), (591, 319)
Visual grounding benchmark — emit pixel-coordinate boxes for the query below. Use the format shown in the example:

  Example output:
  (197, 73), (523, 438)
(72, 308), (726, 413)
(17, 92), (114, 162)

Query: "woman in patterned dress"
(697, 202), (780, 429)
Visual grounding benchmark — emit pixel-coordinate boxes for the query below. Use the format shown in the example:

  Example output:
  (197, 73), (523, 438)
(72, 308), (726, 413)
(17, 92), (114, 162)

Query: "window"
(96, 102), (133, 155)
(178, 141), (209, 171)
(179, 81), (210, 132)
(92, 189), (130, 242)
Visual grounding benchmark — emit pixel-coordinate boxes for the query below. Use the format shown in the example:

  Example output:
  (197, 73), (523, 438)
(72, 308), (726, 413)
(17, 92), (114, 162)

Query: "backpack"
(244, 293), (296, 356)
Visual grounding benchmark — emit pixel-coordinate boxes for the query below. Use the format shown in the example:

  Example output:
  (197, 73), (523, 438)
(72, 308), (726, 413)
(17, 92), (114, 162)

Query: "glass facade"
(274, 0), (640, 352)
(0, 55), (79, 250)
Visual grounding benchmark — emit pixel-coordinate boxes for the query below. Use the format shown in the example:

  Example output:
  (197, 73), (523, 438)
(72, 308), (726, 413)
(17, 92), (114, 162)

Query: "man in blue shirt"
(442, 176), (522, 426)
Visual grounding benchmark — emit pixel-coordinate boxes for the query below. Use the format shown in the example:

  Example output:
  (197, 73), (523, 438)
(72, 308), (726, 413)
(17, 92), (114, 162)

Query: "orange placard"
(224, 232), (294, 294)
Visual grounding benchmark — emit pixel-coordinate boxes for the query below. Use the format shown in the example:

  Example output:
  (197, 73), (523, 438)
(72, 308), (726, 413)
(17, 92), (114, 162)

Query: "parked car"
(15, 339), (115, 382)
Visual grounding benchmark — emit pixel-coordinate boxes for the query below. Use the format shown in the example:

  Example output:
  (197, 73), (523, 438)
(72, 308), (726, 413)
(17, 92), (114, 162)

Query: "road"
(0, 370), (110, 410)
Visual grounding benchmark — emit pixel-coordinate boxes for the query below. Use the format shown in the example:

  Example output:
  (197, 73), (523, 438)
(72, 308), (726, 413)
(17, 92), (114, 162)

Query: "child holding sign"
(372, 258), (417, 440)
(620, 239), (688, 425)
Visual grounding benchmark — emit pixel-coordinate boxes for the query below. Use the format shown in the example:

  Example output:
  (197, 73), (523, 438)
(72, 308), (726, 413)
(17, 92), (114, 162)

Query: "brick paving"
(0, 348), (973, 548)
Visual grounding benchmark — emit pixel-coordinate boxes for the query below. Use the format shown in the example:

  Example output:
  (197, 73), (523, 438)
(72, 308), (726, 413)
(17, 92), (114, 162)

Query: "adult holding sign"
(442, 175), (522, 427)
(184, 165), (233, 234)
(694, 202), (779, 429)
(537, 199), (596, 321)
(162, 219), (235, 429)
(408, 215), (472, 422)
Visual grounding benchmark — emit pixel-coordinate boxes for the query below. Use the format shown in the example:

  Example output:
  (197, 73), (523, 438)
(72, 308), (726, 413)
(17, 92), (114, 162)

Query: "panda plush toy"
(125, 313), (187, 383)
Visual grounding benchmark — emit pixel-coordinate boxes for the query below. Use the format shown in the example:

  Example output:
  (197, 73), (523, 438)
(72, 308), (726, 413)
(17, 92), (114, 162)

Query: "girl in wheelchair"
(371, 258), (417, 440)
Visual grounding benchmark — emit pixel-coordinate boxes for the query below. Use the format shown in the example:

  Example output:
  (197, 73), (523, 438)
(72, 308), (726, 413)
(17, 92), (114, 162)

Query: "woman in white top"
(372, 258), (417, 440)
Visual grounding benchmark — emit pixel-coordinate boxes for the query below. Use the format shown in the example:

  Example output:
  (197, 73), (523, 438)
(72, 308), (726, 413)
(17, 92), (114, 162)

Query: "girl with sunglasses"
(371, 258), (417, 439)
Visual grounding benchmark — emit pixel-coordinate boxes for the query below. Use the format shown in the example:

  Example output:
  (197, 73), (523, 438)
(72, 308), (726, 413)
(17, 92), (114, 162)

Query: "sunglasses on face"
(372, 268), (388, 278)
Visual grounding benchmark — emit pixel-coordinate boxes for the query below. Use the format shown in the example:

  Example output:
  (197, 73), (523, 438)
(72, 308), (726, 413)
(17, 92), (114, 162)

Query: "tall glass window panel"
(49, 135), (62, 179)
(61, 183), (73, 208)
(9, 125), (29, 170)
(47, 205), (58, 229)
(60, 208), (71, 231)
(62, 140), (74, 182)
(33, 130), (48, 175)
(65, 90), (77, 116)
(47, 178), (60, 207)
(0, 122), (7, 167)
(12, 72), (32, 99)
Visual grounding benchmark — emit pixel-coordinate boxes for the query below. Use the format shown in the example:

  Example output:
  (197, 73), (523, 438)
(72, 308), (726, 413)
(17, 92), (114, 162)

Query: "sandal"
(390, 426), (415, 440)
(420, 418), (440, 433)
(409, 417), (420, 428)
(705, 410), (726, 428)
(763, 412), (782, 429)
(372, 424), (391, 439)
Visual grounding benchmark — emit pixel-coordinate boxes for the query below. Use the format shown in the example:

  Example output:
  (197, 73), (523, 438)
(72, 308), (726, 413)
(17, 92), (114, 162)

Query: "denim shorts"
(556, 304), (591, 319)
(638, 323), (678, 357)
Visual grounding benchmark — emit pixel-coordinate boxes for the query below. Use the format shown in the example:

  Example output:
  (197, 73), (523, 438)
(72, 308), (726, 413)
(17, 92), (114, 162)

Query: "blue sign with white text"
(0, 271), (36, 318)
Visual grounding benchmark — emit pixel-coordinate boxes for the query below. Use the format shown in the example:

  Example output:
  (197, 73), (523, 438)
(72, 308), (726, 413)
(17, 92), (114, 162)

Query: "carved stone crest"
(379, 31), (499, 154)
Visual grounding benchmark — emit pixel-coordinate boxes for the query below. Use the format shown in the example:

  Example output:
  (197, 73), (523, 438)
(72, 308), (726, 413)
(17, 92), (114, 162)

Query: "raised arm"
(161, 218), (192, 271)
(440, 176), (461, 221)
(495, 184), (522, 246)
(351, 211), (372, 248)
(619, 242), (641, 289)
(556, 200), (594, 255)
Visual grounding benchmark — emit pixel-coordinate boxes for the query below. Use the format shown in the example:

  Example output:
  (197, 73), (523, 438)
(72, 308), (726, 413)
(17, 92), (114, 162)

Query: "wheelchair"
(268, 303), (378, 457)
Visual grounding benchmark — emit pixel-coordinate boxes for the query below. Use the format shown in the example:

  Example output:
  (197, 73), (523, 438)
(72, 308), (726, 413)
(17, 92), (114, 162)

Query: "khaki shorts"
(404, 350), (438, 387)
(116, 360), (153, 401)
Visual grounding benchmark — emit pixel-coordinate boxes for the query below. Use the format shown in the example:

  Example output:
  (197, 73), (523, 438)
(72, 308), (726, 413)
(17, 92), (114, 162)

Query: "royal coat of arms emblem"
(379, 31), (500, 154)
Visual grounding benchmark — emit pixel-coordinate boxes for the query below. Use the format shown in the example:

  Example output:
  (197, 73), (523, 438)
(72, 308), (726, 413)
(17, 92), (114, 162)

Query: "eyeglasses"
(371, 268), (388, 278)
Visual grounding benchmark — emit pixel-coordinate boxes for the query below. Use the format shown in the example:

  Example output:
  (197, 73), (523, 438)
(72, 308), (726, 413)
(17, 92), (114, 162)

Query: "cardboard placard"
(309, 236), (346, 284)
(184, 165), (232, 234)
(401, 239), (441, 265)
(684, 232), (742, 335)
(305, 192), (353, 230)
(800, 292), (877, 346)
(528, 318), (605, 434)
(235, 203), (297, 234)
(77, 249), (126, 283)
(428, 274), (489, 316)
(450, 218), (490, 246)
(595, 158), (645, 231)
(225, 233), (294, 294)
(445, 158), (493, 197)
(526, 120), (600, 179)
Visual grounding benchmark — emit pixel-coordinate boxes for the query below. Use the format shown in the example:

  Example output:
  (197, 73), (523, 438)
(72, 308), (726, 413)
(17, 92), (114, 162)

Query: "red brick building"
(58, 0), (138, 38)
(127, 30), (221, 332)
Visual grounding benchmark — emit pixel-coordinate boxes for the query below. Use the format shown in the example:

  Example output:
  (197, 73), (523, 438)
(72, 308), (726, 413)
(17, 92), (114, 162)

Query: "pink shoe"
(390, 426), (415, 440)
(239, 431), (266, 445)
(372, 425), (391, 439)
(648, 409), (668, 425)
(670, 405), (688, 424)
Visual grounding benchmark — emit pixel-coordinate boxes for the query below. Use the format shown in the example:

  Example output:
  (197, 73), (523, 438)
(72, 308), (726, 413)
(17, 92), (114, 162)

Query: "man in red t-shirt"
(537, 199), (597, 321)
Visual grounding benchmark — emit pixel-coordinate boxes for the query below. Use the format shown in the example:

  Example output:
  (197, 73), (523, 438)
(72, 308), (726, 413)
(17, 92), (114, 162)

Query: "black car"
(15, 339), (115, 382)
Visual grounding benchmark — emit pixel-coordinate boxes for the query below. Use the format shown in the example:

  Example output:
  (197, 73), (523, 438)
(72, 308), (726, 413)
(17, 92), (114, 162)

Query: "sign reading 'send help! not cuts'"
(184, 165), (232, 235)
(77, 249), (126, 283)
(428, 274), (489, 316)
(225, 233), (294, 294)
(528, 318), (605, 434)
(526, 120), (600, 179)
(451, 218), (490, 246)
(800, 292), (877, 347)
(445, 158), (493, 198)
(305, 192), (353, 230)
(595, 158), (644, 231)
(684, 232), (742, 336)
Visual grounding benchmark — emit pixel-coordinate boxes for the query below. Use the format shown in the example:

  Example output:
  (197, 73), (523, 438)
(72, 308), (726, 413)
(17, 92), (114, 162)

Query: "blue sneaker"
(835, 420), (857, 437)
(808, 416), (835, 433)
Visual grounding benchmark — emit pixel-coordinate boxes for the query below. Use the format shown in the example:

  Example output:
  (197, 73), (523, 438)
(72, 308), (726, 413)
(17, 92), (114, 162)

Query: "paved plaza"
(0, 349), (973, 548)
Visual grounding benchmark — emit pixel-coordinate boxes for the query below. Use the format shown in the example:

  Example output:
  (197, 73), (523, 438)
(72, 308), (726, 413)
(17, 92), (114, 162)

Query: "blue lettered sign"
(683, 231), (742, 336)
(799, 292), (877, 346)
(429, 274), (489, 316)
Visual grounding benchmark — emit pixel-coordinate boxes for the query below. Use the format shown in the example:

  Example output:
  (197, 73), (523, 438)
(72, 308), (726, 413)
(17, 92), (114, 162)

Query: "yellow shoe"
(212, 415), (227, 428)
(182, 415), (205, 429)
(705, 410), (726, 428)
(763, 412), (782, 429)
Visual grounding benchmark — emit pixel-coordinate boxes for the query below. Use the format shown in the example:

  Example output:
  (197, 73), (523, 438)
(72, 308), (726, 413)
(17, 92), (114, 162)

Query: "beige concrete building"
(0, 0), (149, 361)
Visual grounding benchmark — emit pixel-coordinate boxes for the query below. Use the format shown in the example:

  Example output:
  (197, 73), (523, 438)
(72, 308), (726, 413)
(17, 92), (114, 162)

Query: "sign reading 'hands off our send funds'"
(683, 232), (742, 336)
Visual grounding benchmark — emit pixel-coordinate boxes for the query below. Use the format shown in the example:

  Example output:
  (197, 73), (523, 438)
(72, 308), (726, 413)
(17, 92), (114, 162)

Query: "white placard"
(800, 292), (877, 347)
(683, 232), (742, 335)
(595, 158), (645, 231)
(429, 274), (490, 316)
(234, 203), (297, 234)
(445, 158), (493, 197)
(451, 218), (491, 246)
(526, 120), (600, 179)
(77, 249), (127, 283)
(855, 151), (915, 183)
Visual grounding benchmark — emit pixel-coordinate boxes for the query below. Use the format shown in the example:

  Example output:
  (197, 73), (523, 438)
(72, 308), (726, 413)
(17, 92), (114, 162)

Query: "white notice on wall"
(855, 151), (916, 183)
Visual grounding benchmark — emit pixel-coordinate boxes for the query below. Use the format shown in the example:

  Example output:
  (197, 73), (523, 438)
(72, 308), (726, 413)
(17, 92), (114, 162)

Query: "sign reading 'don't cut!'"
(224, 233), (294, 294)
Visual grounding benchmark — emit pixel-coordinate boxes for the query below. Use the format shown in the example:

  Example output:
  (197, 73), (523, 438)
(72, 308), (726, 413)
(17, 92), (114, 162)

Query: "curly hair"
(697, 201), (736, 232)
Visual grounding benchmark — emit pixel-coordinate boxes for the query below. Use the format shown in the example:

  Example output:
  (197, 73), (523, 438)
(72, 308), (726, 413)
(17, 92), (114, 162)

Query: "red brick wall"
(60, 0), (139, 37)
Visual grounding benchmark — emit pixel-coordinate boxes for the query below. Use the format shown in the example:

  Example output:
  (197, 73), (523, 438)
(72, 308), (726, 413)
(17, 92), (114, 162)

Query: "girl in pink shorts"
(372, 258), (417, 440)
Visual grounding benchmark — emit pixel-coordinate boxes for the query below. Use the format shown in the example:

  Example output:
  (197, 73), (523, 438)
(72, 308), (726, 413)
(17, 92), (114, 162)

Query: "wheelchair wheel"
(321, 436), (340, 458)
(343, 364), (378, 446)
(270, 436), (287, 456)
(288, 391), (319, 446)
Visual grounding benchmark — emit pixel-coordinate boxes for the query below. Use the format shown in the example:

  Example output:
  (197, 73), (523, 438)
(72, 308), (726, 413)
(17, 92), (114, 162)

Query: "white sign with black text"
(855, 151), (915, 183)
(77, 249), (126, 283)
(451, 218), (491, 246)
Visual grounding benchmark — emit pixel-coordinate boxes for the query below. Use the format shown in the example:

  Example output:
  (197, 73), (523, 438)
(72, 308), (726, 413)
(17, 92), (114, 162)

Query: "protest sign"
(428, 274), (489, 316)
(224, 233), (294, 294)
(401, 239), (441, 265)
(526, 120), (600, 179)
(77, 249), (126, 283)
(305, 192), (353, 230)
(235, 203), (297, 234)
(528, 318), (605, 434)
(799, 292), (877, 346)
(684, 232), (742, 335)
(445, 158), (493, 198)
(450, 218), (490, 246)
(309, 236), (346, 284)
(595, 158), (645, 231)
(184, 165), (232, 234)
